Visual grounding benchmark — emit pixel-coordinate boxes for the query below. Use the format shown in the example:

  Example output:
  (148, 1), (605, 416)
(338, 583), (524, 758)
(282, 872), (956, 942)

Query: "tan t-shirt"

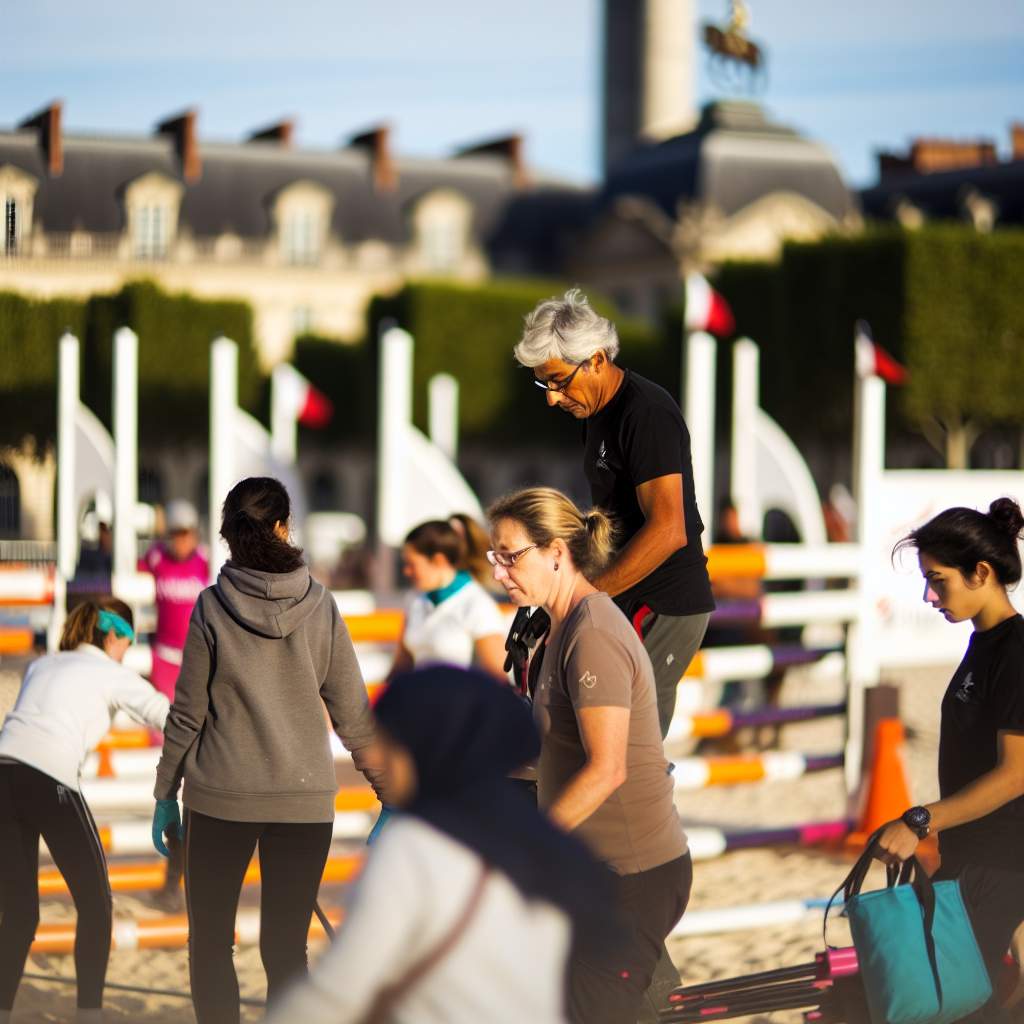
(534, 592), (687, 875)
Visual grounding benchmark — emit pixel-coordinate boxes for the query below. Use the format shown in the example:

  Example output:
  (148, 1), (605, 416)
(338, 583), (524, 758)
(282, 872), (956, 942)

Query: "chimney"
(349, 124), (397, 192)
(1012, 123), (1024, 163)
(156, 109), (201, 183)
(456, 134), (529, 189)
(19, 100), (63, 176)
(248, 120), (294, 147)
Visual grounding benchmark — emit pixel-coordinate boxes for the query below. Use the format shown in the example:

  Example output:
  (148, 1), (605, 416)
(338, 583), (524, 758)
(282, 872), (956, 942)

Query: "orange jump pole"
(39, 853), (364, 897)
(31, 907), (344, 954)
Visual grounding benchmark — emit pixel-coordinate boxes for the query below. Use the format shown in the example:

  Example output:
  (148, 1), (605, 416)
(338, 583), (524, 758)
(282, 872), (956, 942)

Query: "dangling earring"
(554, 562), (560, 572)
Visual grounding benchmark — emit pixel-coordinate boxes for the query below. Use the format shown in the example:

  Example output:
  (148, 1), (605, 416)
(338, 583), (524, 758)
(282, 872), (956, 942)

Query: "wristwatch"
(901, 805), (931, 839)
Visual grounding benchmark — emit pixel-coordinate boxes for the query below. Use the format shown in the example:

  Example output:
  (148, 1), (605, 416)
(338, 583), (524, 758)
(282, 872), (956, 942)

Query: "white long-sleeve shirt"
(268, 817), (572, 1024)
(0, 644), (168, 790)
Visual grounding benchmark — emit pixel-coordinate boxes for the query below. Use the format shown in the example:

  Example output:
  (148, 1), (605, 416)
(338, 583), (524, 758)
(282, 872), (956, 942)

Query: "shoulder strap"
(359, 863), (492, 1024)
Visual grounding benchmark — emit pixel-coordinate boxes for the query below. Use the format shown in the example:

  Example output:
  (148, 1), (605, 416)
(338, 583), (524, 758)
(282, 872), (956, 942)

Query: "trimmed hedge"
(0, 292), (88, 446)
(713, 227), (1024, 451)
(0, 281), (259, 448)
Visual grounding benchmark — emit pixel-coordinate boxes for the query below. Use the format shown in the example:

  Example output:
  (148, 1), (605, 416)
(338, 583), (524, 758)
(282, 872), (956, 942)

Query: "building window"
(134, 203), (168, 259)
(282, 209), (321, 265)
(411, 189), (471, 276)
(422, 219), (461, 272)
(4, 198), (18, 255)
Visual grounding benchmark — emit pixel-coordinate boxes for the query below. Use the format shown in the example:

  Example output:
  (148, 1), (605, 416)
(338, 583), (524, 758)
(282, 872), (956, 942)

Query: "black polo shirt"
(583, 370), (714, 618)
(938, 613), (1024, 872)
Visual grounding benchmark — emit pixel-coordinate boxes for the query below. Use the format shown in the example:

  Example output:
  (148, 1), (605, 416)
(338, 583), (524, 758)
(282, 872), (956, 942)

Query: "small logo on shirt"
(955, 671), (976, 704)
(595, 440), (610, 471)
(579, 670), (598, 689)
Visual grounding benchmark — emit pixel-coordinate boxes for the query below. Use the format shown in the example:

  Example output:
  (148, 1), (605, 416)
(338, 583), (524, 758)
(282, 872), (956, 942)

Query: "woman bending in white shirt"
(0, 598), (169, 1024)
(389, 515), (508, 681)
(268, 665), (619, 1024)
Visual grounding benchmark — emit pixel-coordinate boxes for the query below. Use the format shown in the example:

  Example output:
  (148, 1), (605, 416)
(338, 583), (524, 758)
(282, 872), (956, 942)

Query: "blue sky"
(5, 0), (1023, 188)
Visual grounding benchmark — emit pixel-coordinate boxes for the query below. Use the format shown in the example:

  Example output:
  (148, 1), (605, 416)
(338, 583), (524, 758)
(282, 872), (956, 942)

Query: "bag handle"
(358, 863), (492, 1024)
(823, 833), (943, 1008)
(823, 830), (899, 948)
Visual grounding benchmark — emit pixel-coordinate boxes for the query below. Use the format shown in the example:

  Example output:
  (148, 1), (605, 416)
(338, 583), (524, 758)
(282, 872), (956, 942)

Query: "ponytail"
(220, 477), (305, 574)
(60, 597), (135, 652)
(449, 513), (492, 585)
(895, 496), (1024, 586)
(487, 488), (618, 580)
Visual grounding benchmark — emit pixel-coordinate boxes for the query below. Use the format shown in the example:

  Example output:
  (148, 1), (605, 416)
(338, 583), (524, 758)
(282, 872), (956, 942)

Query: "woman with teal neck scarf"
(0, 598), (168, 1024)
(388, 516), (508, 683)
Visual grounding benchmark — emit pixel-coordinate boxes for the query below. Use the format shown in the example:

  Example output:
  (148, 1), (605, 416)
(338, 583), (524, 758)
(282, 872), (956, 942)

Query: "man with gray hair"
(514, 288), (713, 738)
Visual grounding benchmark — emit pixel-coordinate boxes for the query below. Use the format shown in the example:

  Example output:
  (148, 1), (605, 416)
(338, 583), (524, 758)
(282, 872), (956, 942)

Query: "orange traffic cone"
(847, 718), (912, 850)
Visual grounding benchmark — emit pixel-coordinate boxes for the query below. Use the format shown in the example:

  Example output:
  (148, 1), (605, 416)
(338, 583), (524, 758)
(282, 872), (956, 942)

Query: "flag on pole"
(685, 273), (735, 338)
(276, 365), (334, 428)
(855, 320), (908, 386)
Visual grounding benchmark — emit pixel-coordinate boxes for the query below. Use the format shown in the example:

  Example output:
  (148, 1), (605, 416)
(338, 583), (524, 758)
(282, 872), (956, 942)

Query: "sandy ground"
(0, 656), (952, 1023)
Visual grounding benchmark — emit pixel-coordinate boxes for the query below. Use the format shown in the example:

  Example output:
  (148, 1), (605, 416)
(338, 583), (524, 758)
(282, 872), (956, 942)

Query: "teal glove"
(152, 799), (183, 858)
(367, 806), (393, 845)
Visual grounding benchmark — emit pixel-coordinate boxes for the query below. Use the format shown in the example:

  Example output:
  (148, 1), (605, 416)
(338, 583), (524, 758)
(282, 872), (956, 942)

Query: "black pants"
(569, 853), (693, 1024)
(635, 610), (710, 739)
(0, 762), (112, 1011)
(184, 809), (333, 1024)
(935, 861), (1024, 993)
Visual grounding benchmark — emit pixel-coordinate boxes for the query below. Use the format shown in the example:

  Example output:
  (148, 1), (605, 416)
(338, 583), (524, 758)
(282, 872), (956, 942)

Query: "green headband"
(97, 609), (135, 642)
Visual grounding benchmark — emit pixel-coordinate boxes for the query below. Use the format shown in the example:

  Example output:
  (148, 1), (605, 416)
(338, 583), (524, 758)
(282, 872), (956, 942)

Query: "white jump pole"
(270, 363), (299, 465)
(112, 327), (138, 583)
(50, 333), (79, 651)
(845, 349), (887, 795)
(684, 332), (716, 543)
(428, 373), (459, 462)
(209, 337), (237, 582)
(376, 325), (414, 549)
(731, 338), (762, 540)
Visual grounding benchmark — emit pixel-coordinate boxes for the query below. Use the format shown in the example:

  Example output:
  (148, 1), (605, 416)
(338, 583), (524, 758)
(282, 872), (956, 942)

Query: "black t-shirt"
(583, 370), (714, 617)
(938, 613), (1024, 872)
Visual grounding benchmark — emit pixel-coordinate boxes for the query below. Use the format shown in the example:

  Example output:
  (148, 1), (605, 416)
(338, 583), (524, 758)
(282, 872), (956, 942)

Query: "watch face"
(905, 807), (929, 829)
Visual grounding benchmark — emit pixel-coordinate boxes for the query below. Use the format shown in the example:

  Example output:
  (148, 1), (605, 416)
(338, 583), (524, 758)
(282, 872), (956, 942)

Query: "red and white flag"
(274, 364), (334, 428)
(685, 273), (735, 338)
(855, 320), (908, 386)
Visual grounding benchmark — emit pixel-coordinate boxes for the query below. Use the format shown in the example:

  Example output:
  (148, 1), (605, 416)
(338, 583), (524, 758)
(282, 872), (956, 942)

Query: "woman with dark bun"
(388, 514), (507, 682)
(151, 477), (388, 1024)
(877, 497), (1024, 990)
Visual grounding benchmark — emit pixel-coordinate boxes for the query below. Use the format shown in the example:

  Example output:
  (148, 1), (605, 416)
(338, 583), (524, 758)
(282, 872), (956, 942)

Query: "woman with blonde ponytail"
(487, 487), (691, 1024)
(0, 598), (169, 1024)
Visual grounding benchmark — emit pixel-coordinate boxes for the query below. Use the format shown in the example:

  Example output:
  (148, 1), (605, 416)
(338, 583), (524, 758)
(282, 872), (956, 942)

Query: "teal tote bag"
(826, 838), (991, 1024)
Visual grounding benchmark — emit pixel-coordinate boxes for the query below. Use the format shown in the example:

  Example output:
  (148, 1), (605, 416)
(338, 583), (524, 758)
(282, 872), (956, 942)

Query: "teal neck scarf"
(426, 570), (472, 607)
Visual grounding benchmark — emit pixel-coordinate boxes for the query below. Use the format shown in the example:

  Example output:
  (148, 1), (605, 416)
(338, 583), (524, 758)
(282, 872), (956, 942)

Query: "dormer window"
(411, 189), (472, 274)
(4, 198), (18, 255)
(123, 172), (184, 261)
(135, 202), (168, 258)
(282, 208), (320, 265)
(271, 181), (334, 267)
(0, 164), (39, 257)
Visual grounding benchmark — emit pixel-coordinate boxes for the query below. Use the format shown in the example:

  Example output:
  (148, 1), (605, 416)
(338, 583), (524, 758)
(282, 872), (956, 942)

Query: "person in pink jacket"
(139, 500), (209, 707)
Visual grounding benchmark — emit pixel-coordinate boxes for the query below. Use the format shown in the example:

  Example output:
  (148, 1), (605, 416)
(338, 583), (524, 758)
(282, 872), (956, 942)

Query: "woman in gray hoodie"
(151, 477), (386, 1024)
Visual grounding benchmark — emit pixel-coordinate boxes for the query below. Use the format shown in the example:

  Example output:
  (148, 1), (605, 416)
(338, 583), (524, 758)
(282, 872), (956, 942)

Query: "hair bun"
(988, 497), (1024, 539)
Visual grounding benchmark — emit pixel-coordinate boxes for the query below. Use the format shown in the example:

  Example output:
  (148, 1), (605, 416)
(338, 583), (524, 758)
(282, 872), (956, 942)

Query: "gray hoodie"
(154, 561), (383, 822)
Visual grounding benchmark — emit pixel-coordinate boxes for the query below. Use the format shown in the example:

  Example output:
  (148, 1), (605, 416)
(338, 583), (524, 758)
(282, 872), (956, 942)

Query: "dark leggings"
(569, 853), (693, 1024)
(935, 861), (1024, 987)
(184, 809), (333, 1024)
(0, 761), (112, 1011)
